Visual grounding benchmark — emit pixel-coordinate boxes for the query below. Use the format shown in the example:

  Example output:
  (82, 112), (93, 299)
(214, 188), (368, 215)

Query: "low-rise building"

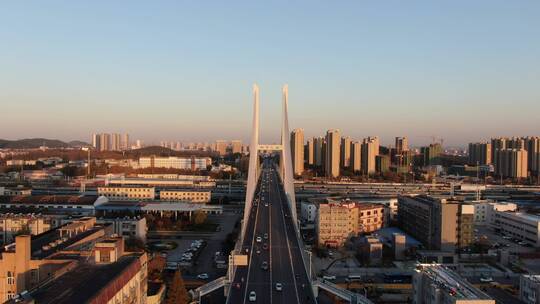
(398, 195), (474, 252)
(138, 156), (211, 170)
(6, 160), (37, 166)
(493, 211), (540, 247)
(359, 236), (383, 265)
(20, 238), (148, 304)
(520, 274), (540, 304)
(0, 217), (112, 302)
(473, 201), (517, 226)
(0, 214), (66, 245)
(2, 187), (32, 196)
(0, 195), (108, 215)
(98, 186), (156, 201)
(413, 264), (495, 304)
(159, 190), (211, 203)
(97, 216), (148, 242)
(300, 202), (317, 223)
(316, 200), (385, 247)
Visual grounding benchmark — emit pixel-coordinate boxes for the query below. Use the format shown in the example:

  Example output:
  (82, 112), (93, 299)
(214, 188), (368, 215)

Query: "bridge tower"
(240, 84), (298, 241)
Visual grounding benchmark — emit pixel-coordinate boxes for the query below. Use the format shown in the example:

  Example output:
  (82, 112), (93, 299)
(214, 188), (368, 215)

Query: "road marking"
(273, 171), (301, 304)
(242, 178), (263, 303)
(268, 171), (273, 304)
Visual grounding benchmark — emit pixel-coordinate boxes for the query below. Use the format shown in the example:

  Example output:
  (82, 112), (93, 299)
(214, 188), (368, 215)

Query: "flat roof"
(28, 255), (141, 304)
(1, 195), (100, 206)
(97, 201), (222, 212)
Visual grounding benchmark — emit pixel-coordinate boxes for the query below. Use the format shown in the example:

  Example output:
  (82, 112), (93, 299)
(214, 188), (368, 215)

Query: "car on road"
(480, 276), (493, 282)
(322, 275), (336, 281)
(256, 236), (262, 243)
(275, 283), (283, 291)
(249, 291), (256, 302)
(197, 273), (209, 280)
(263, 233), (268, 240)
(263, 243), (268, 250)
(261, 261), (268, 270)
(265, 202), (269, 207)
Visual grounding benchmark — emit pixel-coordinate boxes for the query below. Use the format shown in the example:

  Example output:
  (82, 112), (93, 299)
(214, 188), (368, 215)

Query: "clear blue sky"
(1, 1), (539, 146)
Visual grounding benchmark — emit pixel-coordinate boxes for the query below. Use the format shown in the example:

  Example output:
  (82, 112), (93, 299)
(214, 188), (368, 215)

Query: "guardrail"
(192, 276), (227, 301)
(313, 279), (373, 304)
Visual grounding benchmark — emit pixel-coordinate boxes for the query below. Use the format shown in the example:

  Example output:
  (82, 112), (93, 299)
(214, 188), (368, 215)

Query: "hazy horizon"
(2, 1), (539, 146)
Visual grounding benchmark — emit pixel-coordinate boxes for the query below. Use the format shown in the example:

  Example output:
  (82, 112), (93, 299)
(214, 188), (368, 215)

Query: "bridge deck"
(227, 159), (316, 304)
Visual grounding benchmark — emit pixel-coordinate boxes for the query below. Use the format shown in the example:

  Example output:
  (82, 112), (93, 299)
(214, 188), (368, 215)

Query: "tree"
(193, 210), (207, 225)
(148, 256), (166, 281)
(166, 270), (189, 304)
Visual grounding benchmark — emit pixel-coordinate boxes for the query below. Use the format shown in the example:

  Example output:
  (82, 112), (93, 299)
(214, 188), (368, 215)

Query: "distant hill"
(0, 138), (89, 149)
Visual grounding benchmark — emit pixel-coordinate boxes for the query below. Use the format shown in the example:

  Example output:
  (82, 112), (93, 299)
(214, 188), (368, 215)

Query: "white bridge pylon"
(241, 84), (298, 242)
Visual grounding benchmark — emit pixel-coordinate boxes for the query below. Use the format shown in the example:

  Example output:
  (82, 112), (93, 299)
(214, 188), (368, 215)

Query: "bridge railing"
(192, 276), (227, 301)
(313, 279), (374, 304)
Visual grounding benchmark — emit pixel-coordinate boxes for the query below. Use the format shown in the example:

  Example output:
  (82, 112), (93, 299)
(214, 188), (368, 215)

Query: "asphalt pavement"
(228, 159), (316, 304)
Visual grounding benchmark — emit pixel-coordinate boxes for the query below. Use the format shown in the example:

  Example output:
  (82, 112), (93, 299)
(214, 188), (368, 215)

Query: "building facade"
(397, 195), (473, 252)
(98, 186), (156, 201)
(325, 130), (341, 178)
(493, 211), (540, 247)
(468, 142), (492, 165)
(159, 190), (211, 203)
(291, 129), (305, 176)
(316, 201), (385, 247)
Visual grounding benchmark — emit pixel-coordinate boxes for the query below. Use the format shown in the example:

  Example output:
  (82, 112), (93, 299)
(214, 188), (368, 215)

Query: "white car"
(197, 273), (209, 280)
(323, 275), (336, 280)
(480, 276), (493, 282)
(275, 283), (283, 291)
(249, 291), (256, 302)
(256, 236), (262, 243)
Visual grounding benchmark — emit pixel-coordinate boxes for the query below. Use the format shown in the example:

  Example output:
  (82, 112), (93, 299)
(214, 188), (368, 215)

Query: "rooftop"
(0, 195), (101, 206)
(28, 254), (142, 304)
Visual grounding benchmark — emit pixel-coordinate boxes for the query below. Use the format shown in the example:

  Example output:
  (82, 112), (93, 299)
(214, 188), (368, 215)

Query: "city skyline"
(1, 1), (540, 146)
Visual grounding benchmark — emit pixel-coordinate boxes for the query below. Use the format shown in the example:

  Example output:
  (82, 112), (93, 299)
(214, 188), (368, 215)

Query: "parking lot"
(475, 226), (536, 254)
(150, 212), (241, 281)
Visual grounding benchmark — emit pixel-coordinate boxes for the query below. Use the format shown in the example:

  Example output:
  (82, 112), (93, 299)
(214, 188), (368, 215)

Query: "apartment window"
(100, 252), (111, 263)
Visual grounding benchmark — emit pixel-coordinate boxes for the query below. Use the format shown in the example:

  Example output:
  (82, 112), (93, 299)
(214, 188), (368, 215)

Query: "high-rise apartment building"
(325, 130), (341, 178)
(231, 140), (242, 154)
(361, 137), (379, 174)
(468, 142), (492, 165)
(99, 133), (111, 151)
(291, 129), (305, 176)
(421, 143), (442, 166)
(350, 141), (362, 172)
(395, 137), (409, 154)
(376, 155), (390, 173)
(306, 138), (314, 166)
(524, 136), (540, 174)
(121, 133), (130, 150)
(215, 140), (228, 156)
(92, 133), (100, 150)
(397, 195), (474, 252)
(340, 136), (351, 168)
(111, 133), (121, 151)
(496, 148), (528, 178)
(313, 137), (324, 167)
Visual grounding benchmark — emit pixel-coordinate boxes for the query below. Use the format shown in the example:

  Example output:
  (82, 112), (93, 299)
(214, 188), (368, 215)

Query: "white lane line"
(273, 171), (301, 304)
(268, 172), (273, 304)
(242, 177), (263, 303)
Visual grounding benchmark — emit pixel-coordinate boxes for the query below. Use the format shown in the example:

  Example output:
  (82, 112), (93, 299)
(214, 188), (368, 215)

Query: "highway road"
(228, 158), (316, 304)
